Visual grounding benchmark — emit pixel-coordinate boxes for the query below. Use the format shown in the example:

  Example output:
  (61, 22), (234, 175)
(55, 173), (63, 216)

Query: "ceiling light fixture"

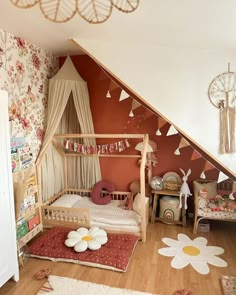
(10, 0), (139, 24)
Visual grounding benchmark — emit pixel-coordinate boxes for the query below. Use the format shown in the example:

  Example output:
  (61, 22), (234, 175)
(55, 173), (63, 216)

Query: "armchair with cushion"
(193, 179), (236, 233)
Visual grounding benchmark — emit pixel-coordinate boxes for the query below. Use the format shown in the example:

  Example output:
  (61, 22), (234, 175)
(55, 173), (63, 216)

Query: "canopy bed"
(34, 57), (151, 242)
(37, 133), (150, 242)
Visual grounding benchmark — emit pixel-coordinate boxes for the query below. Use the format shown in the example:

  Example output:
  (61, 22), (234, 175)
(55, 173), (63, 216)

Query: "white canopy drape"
(37, 56), (101, 201)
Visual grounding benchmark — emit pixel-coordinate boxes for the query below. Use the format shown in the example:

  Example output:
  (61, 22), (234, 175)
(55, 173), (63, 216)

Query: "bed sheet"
(72, 196), (142, 226)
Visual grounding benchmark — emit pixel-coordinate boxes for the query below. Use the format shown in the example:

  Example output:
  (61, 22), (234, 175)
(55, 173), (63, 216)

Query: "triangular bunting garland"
(131, 99), (141, 111)
(191, 150), (202, 160)
(217, 171), (229, 183)
(128, 100), (141, 117)
(156, 129), (162, 136)
(203, 161), (215, 172)
(119, 90), (129, 101)
(200, 171), (206, 179)
(166, 125), (178, 136)
(109, 80), (119, 91)
(179, 138), (190, 149)
(158, 117), (167, 129)
(174, 148), (181, 155)
(106, 90), (111, 98)
(129, 110), (134, 117)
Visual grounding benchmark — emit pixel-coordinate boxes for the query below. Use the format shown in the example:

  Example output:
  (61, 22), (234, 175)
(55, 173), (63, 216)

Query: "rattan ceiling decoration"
(10, 0), (139, 24)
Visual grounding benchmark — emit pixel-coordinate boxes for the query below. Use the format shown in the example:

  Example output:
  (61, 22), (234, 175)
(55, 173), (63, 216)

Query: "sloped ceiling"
(0, 0), (236, 177)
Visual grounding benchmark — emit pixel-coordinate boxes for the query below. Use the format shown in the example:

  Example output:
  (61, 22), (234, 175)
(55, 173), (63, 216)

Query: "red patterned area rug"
(221, 276), (236, 295)
(37, 275), (157, 295)
(28, 227), (138, 272)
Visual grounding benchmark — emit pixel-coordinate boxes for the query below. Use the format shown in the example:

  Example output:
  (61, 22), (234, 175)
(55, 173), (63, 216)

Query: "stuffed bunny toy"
(179, 168), (192, 209)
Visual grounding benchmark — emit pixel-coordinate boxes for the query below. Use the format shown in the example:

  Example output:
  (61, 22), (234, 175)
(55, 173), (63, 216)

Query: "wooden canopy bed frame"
(37, 133), (152, 242)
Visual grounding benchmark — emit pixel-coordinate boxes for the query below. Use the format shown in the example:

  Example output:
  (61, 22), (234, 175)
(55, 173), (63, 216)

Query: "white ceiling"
(1, 0), (236, 56)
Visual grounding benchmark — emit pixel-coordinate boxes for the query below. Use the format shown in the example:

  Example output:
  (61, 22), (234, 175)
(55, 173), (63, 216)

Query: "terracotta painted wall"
(0, 29), (58, 159)
(60, 55), (219, 201)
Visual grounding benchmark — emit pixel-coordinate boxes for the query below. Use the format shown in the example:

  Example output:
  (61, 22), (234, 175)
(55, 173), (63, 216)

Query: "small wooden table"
(151, 189), (186, 227)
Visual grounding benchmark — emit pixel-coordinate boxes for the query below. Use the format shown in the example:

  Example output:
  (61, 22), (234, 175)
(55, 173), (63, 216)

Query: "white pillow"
(133, 193), (149, 216)
(52, 194), (82, 208)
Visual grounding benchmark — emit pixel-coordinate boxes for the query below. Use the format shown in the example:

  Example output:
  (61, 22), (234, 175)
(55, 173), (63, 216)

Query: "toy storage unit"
(13, 165), (42, 245)
(159, 196), (181, 222)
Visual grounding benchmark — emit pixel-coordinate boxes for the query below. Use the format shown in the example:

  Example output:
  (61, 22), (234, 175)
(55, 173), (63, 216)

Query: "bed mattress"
(51, 195), (146, 233)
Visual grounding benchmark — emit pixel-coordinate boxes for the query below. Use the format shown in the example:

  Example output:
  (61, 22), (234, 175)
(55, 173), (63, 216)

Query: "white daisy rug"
(158, 233), (227, 275)
(37, 275), (158, 295)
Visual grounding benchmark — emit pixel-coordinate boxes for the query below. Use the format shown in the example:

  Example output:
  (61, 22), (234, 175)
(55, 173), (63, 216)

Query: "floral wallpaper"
(0, 29), (58, 160)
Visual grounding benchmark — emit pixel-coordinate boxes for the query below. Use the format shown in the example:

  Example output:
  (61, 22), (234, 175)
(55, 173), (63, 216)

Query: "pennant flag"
(106, 90), (111, 98)
(200, 171), (206, 179)
(203, 161), (215, 172)
(156, 129), (162, 136)
(167, 125), (178, 136)
(129, 110), (134, 117)
(109, 80), (119, 91)
(128, 99), (141, 117)
(191, 150), (202, 160)
(158, 117), (167, 129)
(217, 171), (229, 183)
(174, 148), (181, 155)
(125, 139), (130, 148)
(131, 99), (141, 111)
(119, 90), (129, 101)
(179, 138), (190, 149)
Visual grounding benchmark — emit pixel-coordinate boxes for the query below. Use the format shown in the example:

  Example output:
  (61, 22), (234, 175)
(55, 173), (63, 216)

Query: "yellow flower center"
(82, 235), (93, 241)
(183, 246), (200, 256)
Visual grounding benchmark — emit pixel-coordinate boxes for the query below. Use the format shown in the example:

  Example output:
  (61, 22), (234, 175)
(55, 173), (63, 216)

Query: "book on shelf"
(11, 137), (33, 172)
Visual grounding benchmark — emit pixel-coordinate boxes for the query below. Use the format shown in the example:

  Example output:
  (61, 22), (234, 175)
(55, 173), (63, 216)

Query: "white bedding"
(51, 195), (148, 233)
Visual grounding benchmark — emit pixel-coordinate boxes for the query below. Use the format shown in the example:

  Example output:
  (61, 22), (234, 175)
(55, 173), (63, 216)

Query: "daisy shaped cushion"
(65, 227), (108, 252)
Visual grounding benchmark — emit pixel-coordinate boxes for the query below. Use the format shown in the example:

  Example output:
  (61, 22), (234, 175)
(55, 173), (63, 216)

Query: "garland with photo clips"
(63, 139), (130, 154)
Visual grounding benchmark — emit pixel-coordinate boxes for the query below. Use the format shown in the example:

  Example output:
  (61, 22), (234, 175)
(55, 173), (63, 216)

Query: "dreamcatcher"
(208, 64), (236, 154)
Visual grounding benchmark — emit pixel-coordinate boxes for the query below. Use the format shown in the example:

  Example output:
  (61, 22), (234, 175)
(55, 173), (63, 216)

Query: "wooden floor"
(1, 220), (235, 295)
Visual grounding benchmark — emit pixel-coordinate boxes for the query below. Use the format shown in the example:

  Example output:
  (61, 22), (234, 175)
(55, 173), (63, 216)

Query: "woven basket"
(163, 182), (181, 191)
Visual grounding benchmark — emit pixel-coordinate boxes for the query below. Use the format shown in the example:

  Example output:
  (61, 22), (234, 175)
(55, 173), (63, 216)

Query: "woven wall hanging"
(10, 0), (139, 24)
(208, 64), (236, 154)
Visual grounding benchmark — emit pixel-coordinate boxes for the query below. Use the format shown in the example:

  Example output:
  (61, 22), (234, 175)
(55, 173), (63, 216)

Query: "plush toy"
(225, 200), (236, 212)
(130, 180), (151, 196)
(120, 180), (151, 211)
(208, 196), (225, 211)
(91, 180), (115, 205)
(179, 168), (192, 209)
(198, 189), (209, 209)
(119, 193), (133, 210)
(198, 187), (236, 212)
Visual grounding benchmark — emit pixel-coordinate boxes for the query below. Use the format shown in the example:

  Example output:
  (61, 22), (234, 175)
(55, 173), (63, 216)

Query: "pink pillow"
(92, 180), (115, 205)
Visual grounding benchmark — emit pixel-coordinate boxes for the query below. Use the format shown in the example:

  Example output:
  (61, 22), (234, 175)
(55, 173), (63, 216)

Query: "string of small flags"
(155, 117), (230, 183)
(99, 67), (231, 183)
(63, 139), (130, 154)
(167, 126), (229, 183)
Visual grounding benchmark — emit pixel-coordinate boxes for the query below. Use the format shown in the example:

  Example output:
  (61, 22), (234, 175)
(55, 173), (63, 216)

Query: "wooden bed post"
(140, 134), (149, 242)
(147, 152), (152, 185)
(36, 163), (43, 229)
(52, 138), (67, 190)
